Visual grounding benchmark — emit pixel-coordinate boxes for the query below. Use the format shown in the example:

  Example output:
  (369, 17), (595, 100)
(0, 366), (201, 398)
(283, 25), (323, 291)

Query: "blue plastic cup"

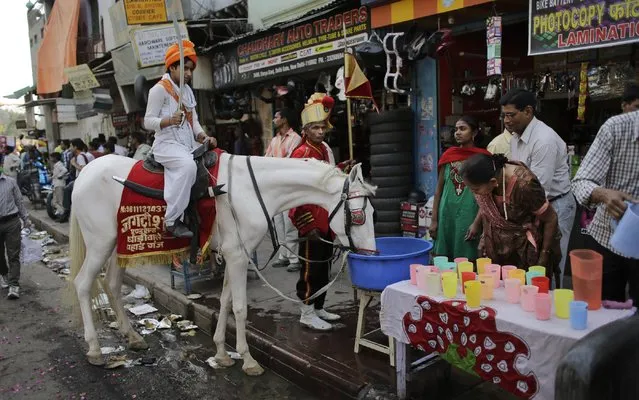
(570, 300), (588, 330)
(433, 256), (449, 268)
(439, 261), (457, 273)
(526, 270), (544, 285)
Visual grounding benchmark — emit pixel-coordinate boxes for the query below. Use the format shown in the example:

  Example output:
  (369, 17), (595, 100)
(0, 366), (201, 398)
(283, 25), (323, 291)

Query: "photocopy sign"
(529, 0), (639, 55)
(64, 64), (100, 91)
(130, 23), (189, 68)
(213, 5), (371, 89)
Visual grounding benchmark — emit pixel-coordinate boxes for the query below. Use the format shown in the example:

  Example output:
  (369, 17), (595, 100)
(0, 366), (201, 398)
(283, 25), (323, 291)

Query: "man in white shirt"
(144, 40), (216, 238)
(108, 136), (128, 156)
(501, 89), (576, 287)
(2, 146), (21, 179)
(265, 108), (302, 272)
(130, 132), (152, 161)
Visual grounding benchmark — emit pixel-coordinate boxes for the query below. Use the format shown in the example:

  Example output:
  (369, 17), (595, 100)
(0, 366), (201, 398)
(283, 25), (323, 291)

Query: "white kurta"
(143, 74), (203, 225)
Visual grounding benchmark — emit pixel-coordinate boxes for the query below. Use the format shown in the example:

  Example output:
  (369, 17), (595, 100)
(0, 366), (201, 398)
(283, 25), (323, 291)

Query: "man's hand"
(306, 228), (321, 241)
(168, 111), (184, 126)
(337, 159), (356, 173)
(197, 133), (217, 149)
(593, 188), (637, 220)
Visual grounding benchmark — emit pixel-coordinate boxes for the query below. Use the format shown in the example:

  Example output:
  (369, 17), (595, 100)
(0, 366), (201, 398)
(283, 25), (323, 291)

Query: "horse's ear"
(348, 163), (362, 183)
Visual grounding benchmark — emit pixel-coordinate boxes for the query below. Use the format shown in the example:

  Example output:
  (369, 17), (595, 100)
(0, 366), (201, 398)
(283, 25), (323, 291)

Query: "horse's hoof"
(87, 353), (105, 366)
(243, 364), (265, 376)
(215, 355), (235, 368)
(128, 339), (149, 351)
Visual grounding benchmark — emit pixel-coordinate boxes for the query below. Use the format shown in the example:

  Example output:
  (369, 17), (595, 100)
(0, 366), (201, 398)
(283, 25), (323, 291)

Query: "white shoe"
(300, 304), (332, 331)
(7, 286), (19, 300)
(0, 275), (8, 289)
(316, 309), (341, 322)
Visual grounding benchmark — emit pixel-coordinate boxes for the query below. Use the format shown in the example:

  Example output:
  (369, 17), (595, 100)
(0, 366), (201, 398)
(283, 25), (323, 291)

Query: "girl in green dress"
(429, 116), (490, 260)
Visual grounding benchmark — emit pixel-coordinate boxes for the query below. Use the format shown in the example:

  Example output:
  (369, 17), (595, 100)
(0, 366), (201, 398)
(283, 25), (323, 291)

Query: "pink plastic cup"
(521, 285), (539, 312)
(454, 257), (469, 264)
(535, 293), (551, 321)
(501, 265), (517, 281)
(410, 264), (423, 285)
(504, 278), (521, 303)
(485, 264), (501, 288)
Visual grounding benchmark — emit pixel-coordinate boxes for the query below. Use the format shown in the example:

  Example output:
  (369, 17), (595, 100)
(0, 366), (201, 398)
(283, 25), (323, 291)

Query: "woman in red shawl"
(429, 116), (490, 260)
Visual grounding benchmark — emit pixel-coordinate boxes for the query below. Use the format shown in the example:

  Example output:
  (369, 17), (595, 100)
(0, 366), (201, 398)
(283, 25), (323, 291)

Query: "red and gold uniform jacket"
(288, 139), (333, 237)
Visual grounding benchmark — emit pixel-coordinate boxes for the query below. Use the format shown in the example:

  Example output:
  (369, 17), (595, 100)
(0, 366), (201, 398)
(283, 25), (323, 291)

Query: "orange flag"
(344, 52), (378, 110)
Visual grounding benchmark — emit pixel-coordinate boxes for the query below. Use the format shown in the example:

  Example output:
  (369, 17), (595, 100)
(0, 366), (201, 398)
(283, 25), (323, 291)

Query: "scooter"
(17, 159), (52, 208)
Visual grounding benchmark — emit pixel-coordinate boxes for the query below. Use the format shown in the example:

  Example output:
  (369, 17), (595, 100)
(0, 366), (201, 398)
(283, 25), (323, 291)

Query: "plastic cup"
(529, 265), (546, 276)
(531, 276), (550, 294)
(526, 270), (544, 285)
(510, 269), (526, 286)
(535, 293), (552, 321)
(464, 281), (481, 308)
(520, 285), (539, 312)
(415, 266), (428, 291)
(439, 261), (457, 273)
(410, 264), (424, 285)
(457, 261), (474, 280)
(569, 249), (603, 310)
(454, 257), (468, 264)
(433, 256), (449, 269)
(501, 265), (517, 280)
(478, 273), (494, 300)
(441, 272), (458, 299)
(570, 300), (588, 330)
(424, 272), (441, 296)
(485, 264), (501, 288)
(476, 257), (491, 274)
(554, 289), (575, 319)
(504, 278), (521, 303)
(461, 272), (477, 294)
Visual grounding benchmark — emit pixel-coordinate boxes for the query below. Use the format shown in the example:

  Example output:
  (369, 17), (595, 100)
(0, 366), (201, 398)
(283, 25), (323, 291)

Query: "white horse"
(68, 152), (376, 375)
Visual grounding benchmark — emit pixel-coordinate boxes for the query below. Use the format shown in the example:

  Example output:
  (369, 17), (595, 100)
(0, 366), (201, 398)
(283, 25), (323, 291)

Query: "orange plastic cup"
(569, 250), (603, 310)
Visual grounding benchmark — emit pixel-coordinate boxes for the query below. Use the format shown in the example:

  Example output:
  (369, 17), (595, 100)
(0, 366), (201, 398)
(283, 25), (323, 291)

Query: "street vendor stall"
(380, 280), (635, 400)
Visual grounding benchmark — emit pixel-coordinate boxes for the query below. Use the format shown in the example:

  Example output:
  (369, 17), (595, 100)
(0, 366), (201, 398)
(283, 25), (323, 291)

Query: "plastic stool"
(353, 288), (395, 367)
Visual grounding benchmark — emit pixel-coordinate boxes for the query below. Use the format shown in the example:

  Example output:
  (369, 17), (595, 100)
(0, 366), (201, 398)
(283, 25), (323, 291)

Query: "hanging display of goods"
(578, 62), (588, 122)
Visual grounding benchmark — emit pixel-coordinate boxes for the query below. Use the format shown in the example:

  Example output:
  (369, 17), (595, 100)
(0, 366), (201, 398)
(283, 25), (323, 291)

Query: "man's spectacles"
(500, 111), (519, 120)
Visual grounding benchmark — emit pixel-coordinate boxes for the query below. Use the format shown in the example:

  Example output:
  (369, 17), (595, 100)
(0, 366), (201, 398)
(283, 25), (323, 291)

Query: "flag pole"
(342, 23), (354, 161)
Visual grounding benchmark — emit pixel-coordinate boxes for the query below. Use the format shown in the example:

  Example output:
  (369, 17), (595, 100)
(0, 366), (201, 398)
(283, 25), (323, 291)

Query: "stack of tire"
(368, 108), (414, 237)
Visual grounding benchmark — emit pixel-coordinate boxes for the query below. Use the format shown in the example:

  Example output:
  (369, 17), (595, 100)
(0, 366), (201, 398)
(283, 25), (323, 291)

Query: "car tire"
(369, 142), (413, 155)
(370, 152), (414, 167)
(367, 108), (413, 125)
(370, 164), (413, 178)
(374, 185), (413, 199)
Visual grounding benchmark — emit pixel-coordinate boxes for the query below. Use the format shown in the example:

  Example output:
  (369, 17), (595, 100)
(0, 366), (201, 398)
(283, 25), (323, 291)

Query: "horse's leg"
(74, 251), (110, 366)
(105, 252), (148, 350)
(212, 267), (235, 367)
(227, 253), (264, 376)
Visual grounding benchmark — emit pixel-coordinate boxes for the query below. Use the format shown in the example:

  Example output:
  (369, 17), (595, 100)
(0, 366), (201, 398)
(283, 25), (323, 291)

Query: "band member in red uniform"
(288, 93), (354, 331)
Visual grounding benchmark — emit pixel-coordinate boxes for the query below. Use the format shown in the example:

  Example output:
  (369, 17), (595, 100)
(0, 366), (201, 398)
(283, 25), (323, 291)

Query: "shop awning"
(370, 0), (494, 28)
(36, 0), (81, 95)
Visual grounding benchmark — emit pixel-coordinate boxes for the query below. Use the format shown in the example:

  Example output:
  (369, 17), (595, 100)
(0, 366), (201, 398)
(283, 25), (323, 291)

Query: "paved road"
(0, 238), (317, 400)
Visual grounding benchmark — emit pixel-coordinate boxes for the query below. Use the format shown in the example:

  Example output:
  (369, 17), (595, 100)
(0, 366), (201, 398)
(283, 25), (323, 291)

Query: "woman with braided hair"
(462, 153), (561, 283)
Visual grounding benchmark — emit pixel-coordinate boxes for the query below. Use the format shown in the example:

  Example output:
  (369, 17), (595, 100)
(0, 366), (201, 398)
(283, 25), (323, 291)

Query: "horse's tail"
(64, 211), (87, 326)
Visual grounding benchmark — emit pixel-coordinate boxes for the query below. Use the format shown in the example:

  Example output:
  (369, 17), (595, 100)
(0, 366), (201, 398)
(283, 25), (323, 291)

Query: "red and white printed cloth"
(380, 281), (634, 400)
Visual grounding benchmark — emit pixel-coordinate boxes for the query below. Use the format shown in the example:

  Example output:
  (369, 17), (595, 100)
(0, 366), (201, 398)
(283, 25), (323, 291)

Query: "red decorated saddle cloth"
(116, 149), (223, 267)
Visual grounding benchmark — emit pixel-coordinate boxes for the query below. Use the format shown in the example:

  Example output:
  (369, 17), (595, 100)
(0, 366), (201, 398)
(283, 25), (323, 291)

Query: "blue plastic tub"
(348, 237), (434, 291)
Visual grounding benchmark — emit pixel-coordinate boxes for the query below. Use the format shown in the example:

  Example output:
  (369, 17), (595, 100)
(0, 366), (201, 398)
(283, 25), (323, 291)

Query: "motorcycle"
(17, 159), (52, 209)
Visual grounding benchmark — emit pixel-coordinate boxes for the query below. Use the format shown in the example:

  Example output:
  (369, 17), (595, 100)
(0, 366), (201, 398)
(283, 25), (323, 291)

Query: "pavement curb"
(30, 211), (366, 399)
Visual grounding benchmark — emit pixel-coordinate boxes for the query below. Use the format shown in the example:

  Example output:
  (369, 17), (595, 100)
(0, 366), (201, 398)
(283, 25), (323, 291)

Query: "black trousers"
(583, 235), (639, 305)
(0, 216), (22, 286)
(296, 234), (333, 309)
(63, 181), (74, 211)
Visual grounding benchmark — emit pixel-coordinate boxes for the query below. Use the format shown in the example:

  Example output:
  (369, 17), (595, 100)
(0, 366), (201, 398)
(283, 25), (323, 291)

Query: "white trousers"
(273, 212), (299, 263)
(153, 142), (197, 225)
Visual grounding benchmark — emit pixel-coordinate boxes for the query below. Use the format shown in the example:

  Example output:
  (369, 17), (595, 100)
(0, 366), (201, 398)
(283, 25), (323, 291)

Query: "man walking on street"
(144, 40), (216, 238)
(265, 108), (302, 272)
(501, 89), (576, 287)
(3, 146), (21, 179)
(0, 170), (31, 299)
(572, 110), (639, 304)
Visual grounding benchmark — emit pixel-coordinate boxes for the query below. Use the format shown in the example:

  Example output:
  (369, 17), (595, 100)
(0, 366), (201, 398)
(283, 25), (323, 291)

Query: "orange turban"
(164, 40), (197, 70)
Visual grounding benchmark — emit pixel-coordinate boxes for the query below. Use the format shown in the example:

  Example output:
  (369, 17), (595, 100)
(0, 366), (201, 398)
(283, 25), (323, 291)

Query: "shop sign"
(112, 112), (130, 128)
(130, 23), (189, 68)
(529, 0), (639, 55)
(64, 64), (100, 92)
(213, 6), (371, 89)
(123, 0), (167, 25)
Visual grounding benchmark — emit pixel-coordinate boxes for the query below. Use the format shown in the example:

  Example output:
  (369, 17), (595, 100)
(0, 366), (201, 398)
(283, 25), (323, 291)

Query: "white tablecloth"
(380, 281), (635, 400)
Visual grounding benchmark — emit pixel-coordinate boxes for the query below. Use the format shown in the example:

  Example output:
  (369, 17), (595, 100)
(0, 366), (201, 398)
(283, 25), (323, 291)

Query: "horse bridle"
(326, 177), (378, 255)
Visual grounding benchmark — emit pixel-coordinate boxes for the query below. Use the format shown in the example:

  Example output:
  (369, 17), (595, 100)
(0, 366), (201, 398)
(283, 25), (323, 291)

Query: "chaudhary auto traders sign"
(213, 5), (371, 89)
(529, 0), (639, 55)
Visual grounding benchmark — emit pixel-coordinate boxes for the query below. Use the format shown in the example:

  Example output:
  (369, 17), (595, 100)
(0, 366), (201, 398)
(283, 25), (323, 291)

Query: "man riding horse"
(144, 40), (216, 238)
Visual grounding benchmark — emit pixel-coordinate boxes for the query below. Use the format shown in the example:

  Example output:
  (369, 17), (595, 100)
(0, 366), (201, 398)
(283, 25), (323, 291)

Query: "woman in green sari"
(429, 116), (490, 260)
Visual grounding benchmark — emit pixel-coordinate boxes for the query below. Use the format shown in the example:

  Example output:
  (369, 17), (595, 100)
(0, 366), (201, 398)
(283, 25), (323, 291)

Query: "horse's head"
(328, 163), (377, 254)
